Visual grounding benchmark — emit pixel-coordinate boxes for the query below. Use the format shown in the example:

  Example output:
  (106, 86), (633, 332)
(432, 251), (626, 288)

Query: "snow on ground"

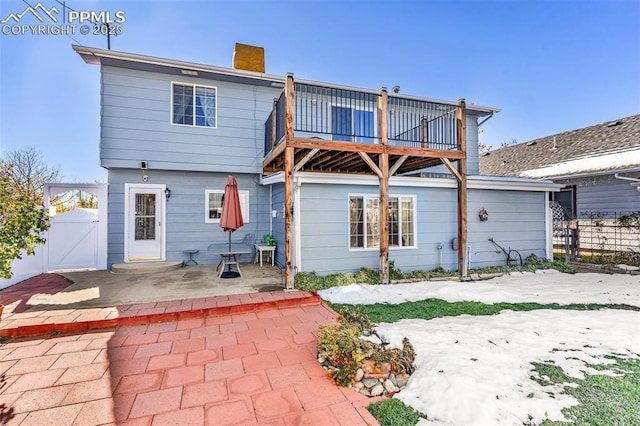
(317, 271), (640, 425)
(378, 310), (640, 425)
(318, 269), (640, 307)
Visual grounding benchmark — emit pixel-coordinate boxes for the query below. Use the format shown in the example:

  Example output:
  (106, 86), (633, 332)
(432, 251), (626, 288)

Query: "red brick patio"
(0, 276), (382, 425)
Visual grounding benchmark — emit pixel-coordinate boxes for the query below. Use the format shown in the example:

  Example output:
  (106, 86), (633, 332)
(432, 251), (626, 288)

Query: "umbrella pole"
(227, 231), (232, 272)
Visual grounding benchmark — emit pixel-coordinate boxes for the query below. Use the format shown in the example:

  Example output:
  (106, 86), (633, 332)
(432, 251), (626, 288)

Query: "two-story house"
(74, 44), (560, 288)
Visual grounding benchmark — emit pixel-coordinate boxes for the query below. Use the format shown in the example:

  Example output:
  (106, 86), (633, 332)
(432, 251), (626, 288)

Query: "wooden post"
(420, 117), (427, 148)
(271, 98), (277, 150)
(284, 73), (295, 289)
(456, 99), (468, 277)
(379, 87), (389, 284)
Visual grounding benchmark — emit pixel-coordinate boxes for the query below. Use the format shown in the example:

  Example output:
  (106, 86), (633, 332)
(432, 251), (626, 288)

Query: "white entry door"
(125, 185), (165, 262)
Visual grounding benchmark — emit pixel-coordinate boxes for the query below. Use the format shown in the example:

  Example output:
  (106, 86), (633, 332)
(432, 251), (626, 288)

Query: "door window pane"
(135, 194), (156, 240)
(332, 106), (352, 141)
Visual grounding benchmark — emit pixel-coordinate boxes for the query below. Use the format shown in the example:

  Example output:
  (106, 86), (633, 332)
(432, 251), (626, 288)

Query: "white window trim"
(205, 189), (250, 224)
(348, 193), (417, 251)
(329, 104), (378, 143)
(170, 81), (218, 128)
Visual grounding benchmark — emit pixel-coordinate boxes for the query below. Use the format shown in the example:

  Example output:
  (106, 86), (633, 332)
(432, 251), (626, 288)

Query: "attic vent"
(607, 120), (623, 127)
(526, 141), (537, 146)
(480, 151), (490, 156)
(233, 43), (265, 73)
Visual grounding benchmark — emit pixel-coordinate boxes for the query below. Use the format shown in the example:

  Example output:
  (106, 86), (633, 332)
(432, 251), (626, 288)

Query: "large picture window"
(349, 194), (416, 249)
(172, 83), (217, 128)
(205, 189), (249, 223)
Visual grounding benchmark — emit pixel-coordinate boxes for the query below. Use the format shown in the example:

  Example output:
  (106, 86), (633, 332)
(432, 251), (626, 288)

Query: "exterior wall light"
(164, 188), (171, 200)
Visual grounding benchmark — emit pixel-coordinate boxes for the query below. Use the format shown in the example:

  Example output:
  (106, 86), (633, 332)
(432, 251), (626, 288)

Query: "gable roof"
(72, 45), (499, 116)
(479, 114), (640, 179)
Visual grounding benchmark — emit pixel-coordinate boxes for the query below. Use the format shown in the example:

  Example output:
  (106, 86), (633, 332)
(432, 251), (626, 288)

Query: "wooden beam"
(284, 73), (295, 290)
(358, 152), (382, 177)
(294, 148), (319, 172)
(420, 117), (427, 149)
(378, 87), (389, 284)
(285, 73), (294, 141)
(441, 158), (462, 182)
(262, 140), (286, 169)
(386, 145), (464, 159)
(290, 138), (385, 155)
(389, 155), (408, 176)
(456, 99), (468, 277)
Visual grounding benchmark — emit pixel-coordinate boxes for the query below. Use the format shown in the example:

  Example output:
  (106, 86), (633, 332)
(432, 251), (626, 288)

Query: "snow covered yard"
(318, 271), (640, 425)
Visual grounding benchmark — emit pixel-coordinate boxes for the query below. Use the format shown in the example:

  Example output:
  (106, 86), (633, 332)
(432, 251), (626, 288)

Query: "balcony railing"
(264, 91), (286, 155)
(264, 81), (459, 156)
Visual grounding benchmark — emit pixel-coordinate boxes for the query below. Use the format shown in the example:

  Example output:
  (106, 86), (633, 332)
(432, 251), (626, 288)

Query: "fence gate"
(44, 183), (108, 272)
(550, 201), (579, 261)
(48, 208), (99, 270)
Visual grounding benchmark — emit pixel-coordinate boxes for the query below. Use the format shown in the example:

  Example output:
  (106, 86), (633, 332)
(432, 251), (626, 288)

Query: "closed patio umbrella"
(219, 175), (244, 278)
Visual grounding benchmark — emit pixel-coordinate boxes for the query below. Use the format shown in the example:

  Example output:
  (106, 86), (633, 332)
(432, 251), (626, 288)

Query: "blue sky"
(1, 0), (639, 183)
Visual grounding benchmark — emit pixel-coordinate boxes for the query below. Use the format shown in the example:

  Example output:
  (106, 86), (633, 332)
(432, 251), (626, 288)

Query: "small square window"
(172, 83), (217, 128)
(205, 189), (250, 223)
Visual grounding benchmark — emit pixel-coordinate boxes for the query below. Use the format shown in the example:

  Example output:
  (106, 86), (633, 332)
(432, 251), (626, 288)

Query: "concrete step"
(111, 261), (184, 274)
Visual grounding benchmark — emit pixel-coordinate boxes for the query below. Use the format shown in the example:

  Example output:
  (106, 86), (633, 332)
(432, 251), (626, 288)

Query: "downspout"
(614, 173), (640, 191)
(269, 184), (273, 236)
(294, 176), (302, 273)
(477, 111), (494, 128)
(545, 194), (553, 260)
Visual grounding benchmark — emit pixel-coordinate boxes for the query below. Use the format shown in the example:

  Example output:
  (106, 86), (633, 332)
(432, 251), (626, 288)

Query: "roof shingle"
(479, 114), (640, 178)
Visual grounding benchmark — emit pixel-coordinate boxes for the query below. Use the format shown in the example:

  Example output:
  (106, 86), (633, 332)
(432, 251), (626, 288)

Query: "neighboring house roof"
(72, 45), (499, 116)
(479, 114), (640, 179)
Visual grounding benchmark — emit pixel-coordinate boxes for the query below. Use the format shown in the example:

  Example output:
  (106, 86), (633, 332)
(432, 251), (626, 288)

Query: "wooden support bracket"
(389, 155), (408, 176)
(358, 152), (382, 177)
(441, 158), (462, 182)
(295, 148), (319, 172)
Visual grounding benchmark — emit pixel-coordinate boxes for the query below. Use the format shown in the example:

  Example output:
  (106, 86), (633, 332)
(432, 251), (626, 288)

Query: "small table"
(254, 244), (275, 267)
(182, 249), (199, 265)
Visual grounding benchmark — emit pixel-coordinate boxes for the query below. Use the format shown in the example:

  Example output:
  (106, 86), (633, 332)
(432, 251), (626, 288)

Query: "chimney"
(232, 43), (265, 73)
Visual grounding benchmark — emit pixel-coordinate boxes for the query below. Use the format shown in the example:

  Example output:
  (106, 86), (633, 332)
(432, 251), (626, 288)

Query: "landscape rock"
(362, 377), (379, 388)
(396, 373), (409, 388)
(355, 368), (364, 382)
(384, 378), (396, 393)
(388, 373), (397, 387)
(370, 383), (384, 396)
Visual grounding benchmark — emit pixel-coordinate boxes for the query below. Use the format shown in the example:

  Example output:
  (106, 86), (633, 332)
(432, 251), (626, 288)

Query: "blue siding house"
(74, 44), (559, 288)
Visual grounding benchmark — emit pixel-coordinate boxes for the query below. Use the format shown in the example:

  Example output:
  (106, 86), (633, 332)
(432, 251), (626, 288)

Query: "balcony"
(263, 76), (465, 175)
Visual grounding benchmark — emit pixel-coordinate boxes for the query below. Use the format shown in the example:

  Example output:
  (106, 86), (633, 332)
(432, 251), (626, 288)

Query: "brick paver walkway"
(0, 302), (380, 425)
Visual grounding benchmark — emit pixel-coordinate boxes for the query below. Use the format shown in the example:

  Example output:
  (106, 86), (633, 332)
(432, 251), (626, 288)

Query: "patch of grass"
(294, 260), (576, 292)
(367, 398), (423, 426)
(534, 357), (640, 425)
(329, 299), (639, 324)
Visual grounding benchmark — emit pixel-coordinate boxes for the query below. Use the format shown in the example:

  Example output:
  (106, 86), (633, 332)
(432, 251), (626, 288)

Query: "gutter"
(614, 173), (640, 192)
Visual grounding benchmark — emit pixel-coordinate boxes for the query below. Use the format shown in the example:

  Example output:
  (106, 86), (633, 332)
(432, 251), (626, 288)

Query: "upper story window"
(172, 83), (217, 128)
(331, 106), (375, 143)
